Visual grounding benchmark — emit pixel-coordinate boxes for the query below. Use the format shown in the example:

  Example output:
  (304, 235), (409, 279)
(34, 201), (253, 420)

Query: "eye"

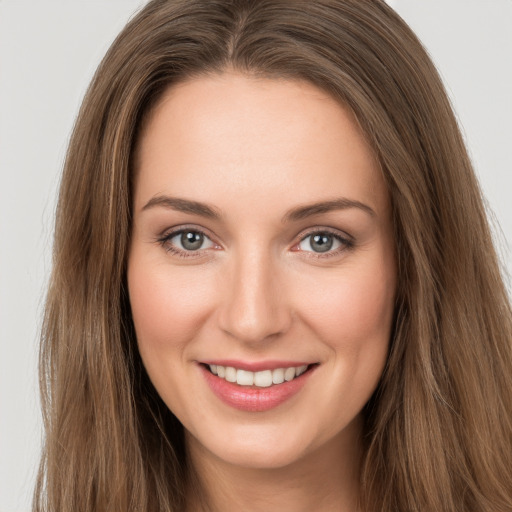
(158, 228), (216, 256)
(172, 230), (214, 251)
(296, 231), (352, 255)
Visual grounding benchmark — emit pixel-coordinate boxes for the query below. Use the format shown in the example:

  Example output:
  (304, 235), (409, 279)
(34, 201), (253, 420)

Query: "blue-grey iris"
(181, 231), (204, 250)
(311, 234), (333, 253)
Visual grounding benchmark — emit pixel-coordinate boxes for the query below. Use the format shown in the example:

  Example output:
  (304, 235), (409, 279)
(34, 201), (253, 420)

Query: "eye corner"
(289, 241), (302, 253)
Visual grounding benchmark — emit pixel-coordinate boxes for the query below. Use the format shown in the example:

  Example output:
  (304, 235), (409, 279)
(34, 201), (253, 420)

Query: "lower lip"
(200, 365), (316, 412)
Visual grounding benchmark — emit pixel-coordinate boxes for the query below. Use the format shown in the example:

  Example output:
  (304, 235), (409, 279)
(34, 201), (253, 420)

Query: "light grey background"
(1, 1), (511, 511)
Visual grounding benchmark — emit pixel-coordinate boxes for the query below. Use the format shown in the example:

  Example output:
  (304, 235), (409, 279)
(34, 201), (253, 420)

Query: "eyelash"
(293, 228), (354, 259)
(156, 226), (217, 259)
(156, 226), (354, 260)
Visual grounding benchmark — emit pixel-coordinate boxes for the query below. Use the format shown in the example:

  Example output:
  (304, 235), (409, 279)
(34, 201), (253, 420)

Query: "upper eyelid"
(158, 225), (215, 241)
(296, 226), (353, 243)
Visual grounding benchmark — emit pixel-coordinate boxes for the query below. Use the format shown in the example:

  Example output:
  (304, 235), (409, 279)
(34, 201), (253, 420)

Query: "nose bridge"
(218, 245), (290, 343)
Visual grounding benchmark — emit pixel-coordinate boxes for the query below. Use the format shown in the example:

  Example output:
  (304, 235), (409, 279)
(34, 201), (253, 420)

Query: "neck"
(185, 417), (363, 512)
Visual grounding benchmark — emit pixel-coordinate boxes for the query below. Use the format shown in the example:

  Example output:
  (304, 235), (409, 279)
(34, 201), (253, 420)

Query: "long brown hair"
(35, 1), (512, 510)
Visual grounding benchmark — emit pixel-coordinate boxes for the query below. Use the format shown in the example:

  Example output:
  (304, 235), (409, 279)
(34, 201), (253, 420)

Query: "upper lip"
(199, 359), (316, 372)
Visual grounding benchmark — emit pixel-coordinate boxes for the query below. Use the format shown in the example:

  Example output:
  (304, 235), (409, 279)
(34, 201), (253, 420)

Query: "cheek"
(127, 254), (222, 421)
(293, 259), (395, 425)
(257, 253), (395, 448)
(294, 256), (396, 357)
(127, 257), (216, 357)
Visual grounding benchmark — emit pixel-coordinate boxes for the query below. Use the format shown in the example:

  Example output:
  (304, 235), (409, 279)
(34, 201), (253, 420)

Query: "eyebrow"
(282, 198), (376, 222)
(142, 195), (221, 219)
(141, 195), (375, 221)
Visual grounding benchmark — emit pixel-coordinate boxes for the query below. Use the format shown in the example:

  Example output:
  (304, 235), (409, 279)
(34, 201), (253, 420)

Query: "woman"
(35, 0), (512, 511)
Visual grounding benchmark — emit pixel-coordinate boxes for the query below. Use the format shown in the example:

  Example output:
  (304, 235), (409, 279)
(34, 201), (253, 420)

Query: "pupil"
(181, 231), (203, 251)
(311, 234), (333, 253)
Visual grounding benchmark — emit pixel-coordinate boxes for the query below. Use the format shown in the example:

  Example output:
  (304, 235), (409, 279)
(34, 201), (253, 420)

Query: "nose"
(217, 248), (292, 344)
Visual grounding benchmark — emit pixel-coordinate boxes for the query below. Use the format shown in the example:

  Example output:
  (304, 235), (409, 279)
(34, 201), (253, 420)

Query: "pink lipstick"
(199, 361), (317, 412)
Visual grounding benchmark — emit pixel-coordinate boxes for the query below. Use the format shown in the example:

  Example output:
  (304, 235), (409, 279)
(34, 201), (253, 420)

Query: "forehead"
(133, 72), (388, 218)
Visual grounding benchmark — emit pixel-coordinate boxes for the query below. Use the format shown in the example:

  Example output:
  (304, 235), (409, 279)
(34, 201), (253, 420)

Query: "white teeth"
(225, 366), (237, 382)
(236, 369), (254, 386)
(284, 367), (296, 381)
(209, 364), (310, 387)
(296, 365), (307, 376)
(272, 368), (285, 384)
(254, 370), (273, 387)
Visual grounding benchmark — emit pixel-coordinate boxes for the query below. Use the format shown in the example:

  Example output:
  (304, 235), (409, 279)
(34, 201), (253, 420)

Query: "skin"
(128, 72), (396, 511)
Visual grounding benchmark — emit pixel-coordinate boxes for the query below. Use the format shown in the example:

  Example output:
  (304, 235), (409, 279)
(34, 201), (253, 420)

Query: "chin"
(186, 420), (332, 472)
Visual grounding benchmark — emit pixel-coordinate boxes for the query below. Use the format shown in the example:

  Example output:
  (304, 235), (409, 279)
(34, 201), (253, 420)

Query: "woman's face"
(128, 72), (396, 470)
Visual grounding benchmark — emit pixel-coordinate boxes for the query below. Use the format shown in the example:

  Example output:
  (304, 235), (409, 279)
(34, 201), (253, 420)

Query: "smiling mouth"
(200, 362), (318, 411)
(203, 363), (315, 388)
